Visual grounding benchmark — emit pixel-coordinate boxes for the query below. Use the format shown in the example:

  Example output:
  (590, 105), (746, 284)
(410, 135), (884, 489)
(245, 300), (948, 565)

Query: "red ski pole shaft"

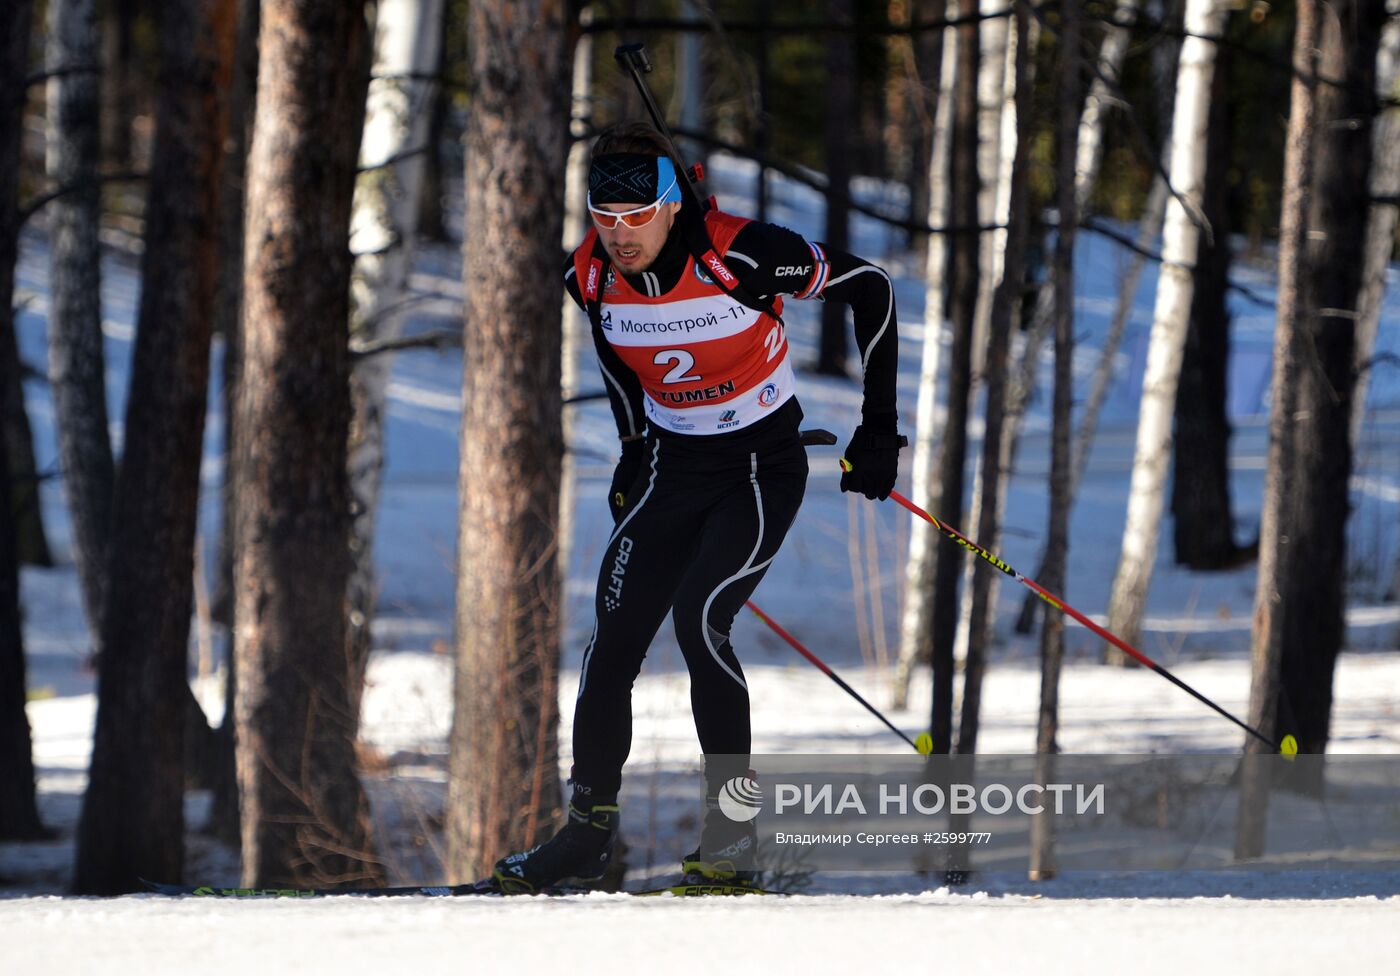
(840, 460), (1292, 755)
(745, 600), (922, 753)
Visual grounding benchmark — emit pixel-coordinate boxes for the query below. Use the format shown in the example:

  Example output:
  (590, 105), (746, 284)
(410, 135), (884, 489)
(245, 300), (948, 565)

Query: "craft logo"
(717, 409), (740, 430)
(604, 536), (633, 612)
(718, 776), (764, 823)
(758, 382), (780, 407)
(774, 265), (811, 278)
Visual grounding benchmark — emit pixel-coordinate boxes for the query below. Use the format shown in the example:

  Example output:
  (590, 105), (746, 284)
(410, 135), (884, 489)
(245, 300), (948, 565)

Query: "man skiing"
(492, 122), (903, 893)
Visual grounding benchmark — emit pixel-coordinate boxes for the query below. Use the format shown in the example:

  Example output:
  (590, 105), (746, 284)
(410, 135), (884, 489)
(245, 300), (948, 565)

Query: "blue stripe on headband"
(656, 156), (683, 203)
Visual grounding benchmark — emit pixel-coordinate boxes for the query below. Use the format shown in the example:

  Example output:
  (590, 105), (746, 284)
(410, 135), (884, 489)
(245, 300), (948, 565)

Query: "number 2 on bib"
(654, 349), (702, 384)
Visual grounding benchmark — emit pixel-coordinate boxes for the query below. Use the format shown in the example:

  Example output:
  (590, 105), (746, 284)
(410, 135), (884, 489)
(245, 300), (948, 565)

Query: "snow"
(3, 152), (1400, 970)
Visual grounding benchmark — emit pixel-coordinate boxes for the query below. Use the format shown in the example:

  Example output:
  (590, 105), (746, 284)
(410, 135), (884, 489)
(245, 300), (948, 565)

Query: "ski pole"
(745, 599), (932, 755)
(839, 458), (1298, 757)
(614, 44), (707, 205)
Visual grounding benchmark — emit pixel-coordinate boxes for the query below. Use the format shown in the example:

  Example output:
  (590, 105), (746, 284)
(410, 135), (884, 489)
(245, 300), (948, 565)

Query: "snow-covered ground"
(3, 153), (1399, 971)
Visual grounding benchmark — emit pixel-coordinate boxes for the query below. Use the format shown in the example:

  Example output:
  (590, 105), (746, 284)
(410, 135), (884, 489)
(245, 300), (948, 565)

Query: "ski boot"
(681, 804), (761, 888)
(492, 802), (618, 894)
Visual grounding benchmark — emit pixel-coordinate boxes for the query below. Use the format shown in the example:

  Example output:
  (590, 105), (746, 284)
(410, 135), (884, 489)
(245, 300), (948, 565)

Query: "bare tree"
(1029, 0), (1081, 882)
(205, 0), (260, 847)
(346, 0), (446, 733)
(0, 369), (44, 839)
(445, 0), (571, 882)
(0, 0), (43, 842)
(1353, 2), (1400, 455)
(817, 0), (855, 377)
(72, 0), (236, 895)
(46, 0), (115, 645)
(926, 0), (980, 755)
(1271, 0), (1387, 762)
(1236, 0), (1321, 861)
(1104, 0), (1231, 662)
(894, 4), (955, 709)
(234, 0), (380, 888)
(956, 0), (1032, 757)
(0, 0), (48, 573)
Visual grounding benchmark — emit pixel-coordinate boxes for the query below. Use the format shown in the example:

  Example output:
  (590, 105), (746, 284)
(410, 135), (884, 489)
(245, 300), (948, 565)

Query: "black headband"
(588, 153), (681, 205)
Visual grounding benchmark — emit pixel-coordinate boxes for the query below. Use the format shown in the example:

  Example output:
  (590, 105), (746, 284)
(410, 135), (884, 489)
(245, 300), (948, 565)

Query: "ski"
(141, 878), (776, 899)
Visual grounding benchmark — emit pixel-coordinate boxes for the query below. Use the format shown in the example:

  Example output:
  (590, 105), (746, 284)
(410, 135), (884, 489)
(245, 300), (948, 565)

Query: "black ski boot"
(681, 802), (760, 887)
(492, 802), (618, 894)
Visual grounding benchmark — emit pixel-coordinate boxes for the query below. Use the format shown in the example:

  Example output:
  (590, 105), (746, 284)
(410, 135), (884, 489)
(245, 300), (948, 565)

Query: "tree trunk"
(955, 0), (1030, 757)
(1074, 0), (1143, 211)
(1014, 0), (1170, 633)
(817, 0), (854, 378)
(1029, 0), (1080, 883)
(903, 0), (944, 259)
(893, 6), (955, 710)
(1273, 0), (1385, 763)
(346, 0), (446, 739)
(234, 0), (380, 888)
(1364, 5), (1400, 604)
(46, 0), (115, 648)
(926, 0), (979, 755)
(100, 0), (140, 166)
(1352, 3), (1400, 457)
(72, 0), (236, 895)
(1, 320), (50, 568)
(445, 0), (570, 883)
(0, 0), (46, 843)
(206, 0), (260, 847)
(1171, 45), (1241, 570)
(560, 6), (593, 588)
(970, 0), (1009, 378)
(1236, 0), (1320, 861)
(1016, 177), (1172, 635)
(1104, 0), (1230, 663)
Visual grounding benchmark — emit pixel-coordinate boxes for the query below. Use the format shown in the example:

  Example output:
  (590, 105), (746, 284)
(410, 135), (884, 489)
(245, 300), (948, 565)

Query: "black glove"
(608, 439), (645, 523)
(840, 415), (905, 501)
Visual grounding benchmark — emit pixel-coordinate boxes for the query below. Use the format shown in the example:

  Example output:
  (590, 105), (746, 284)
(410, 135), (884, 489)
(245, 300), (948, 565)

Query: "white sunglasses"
(587, 176), (679, 229)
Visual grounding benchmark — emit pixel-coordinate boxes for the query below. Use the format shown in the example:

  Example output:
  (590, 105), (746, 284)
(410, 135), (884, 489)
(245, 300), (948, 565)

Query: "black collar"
(618, 220), (687, 296)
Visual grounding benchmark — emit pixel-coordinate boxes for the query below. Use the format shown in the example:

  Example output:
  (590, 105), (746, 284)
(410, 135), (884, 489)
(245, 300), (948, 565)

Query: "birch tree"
(970, 0), (1010, 377)
(234, 0), (380, 887)
(346, 0), (446, 732)
(894, 8), (955, 709)
(46, 0), (114, 643)
(73, 0), (237, 894)
(446, 0), (571, 882)
(1104, 0), (1230, 661)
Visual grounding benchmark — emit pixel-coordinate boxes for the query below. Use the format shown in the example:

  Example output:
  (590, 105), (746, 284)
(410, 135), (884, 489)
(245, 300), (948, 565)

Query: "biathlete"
(492, 122), (903, 892)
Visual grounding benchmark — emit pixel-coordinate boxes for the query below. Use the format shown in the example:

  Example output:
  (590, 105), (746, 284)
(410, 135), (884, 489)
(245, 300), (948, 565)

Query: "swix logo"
(604, 536), (634, 612)
(702, 251), (737, 286)
(775, 265), (811, 277)
(585, 260), (602, 299)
